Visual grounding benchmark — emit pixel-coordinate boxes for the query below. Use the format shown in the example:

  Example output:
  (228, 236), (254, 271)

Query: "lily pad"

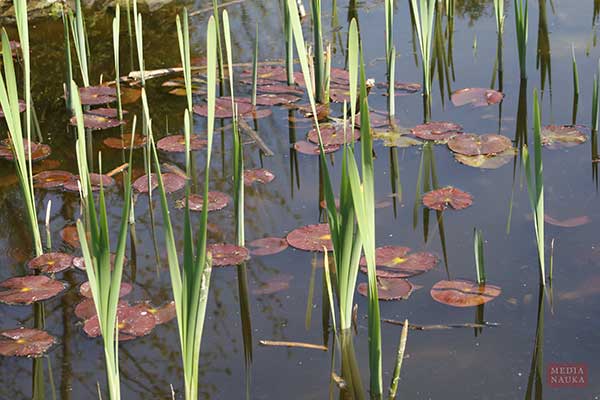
(63, 173), (115, 193)
(411, 121), (463, 141)
(156, 134), (208, 153)
(27, 252), (74, 274)
(243, 168), (275, 186)
(244, 108), (273, 119)
(193, 97), (254, 118)
(72, 253), (127, 271)
(357, 278), (414, 301)
(258, 84), (304, 96)
(359, 246), (438, 278)
(132, 173), (186, 194)
(120, 86), (142, 104)
(80, 281), (132, 299)
(83, 303), (156, 341)
(422, 186), (473, 211)
(144, 301), (177, 325)
(451, 88), (504, 107)
(0, 99), (26, 118)
(307, 123), (360, 146)
(0, 328), (56, 357)
(373, 129), (422, 147)
(207, 243), (250, 266)
(60, 225), (80, 248)
(103, 133), (147, 150)
(0, 139), (51, 162)
(254, 93), (301, 106)
(78, 86), (116, 105)
(544, 214), (591, 228)
(541, 125), (587, 149)
(33, 170), (75, 189)
(376, 82), (421, 96)
(175, 192), (229, 212)
(448, 133), (512, 156)
(286, 223), (333, 252)
(293, 140), (340, 155)
(248, 237), (289, 256)
(69, 114), (125, 130)
(86, 107), (128, 119)
(454, 148), (516, 169)
(430, 279), (501, 307)
(252, 274), (293, 295)
(0, 276), (65, 305)
(74, 298), (128, 320)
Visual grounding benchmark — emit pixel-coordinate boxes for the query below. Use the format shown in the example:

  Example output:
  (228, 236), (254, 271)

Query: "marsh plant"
(514, 0), (528, 79)
(385, 0), (396, 116)
(409, 0), (435, 110)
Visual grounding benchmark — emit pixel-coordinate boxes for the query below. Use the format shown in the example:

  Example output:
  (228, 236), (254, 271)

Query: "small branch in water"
(383, 318), (500, 330)
(238, 118), (274, 156)
(259, 340), (328, 351)
(106, 162), (129, 177)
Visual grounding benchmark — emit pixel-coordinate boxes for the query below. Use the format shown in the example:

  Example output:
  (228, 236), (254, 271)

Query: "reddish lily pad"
(248, 237), (289, 256)
(244, 108), (273, 120)
(359, 246), (438, 278)
(132, 173), (186, 194)
(33, 170), (76, 189)
(430, 279), (501, 307)
(541, 125), (587, 149)
(286, 223), (333, 252)
(175, 191), (229, 212)
(60, 225), (80, 248)
(69, 114), (125, 130)
(86, 107), (128, 119)
(254, 93), (301, 106)
(0, 99), (25, 118)
(103, 133), (147, 150)
(207, 243), (250, 266)
(355, 111), (391, 129)
(240, 65), (288, 82)
(307, 123), (360, 146)
(120, 86), (142, 104)
(448, 133), (512, 156)
(293, 140), (340, 155)
(0, 139), (51, 162)
(422, 186), (473, 211)
(83, 303), (156, 341)
(243, 168), (275, 186)
(78, 86), (117, 105)
(75, 298), (128, 320)
(297, 103), (330, 121)
(63, 173), (115, 193)
(451, 88), (504, 107)
(544, 214), (591, 228)
(193, 97), (254, 118)
(357, 278), (414, 301)
(258, 84), (304, 96)
(376, 82), (421, 96)
(27, 252), (74, 274)
(252, 274), (293, 295)
(72, 253), (127, 271)
(411, 121), (463, 141)
(0, 328), (56, 357)
(144, 301), (177, 325)
(454, 148), (516, 169)
(156, 134), (208, 153)
(329, 87), (352, 103)
(80, 281), (132, 299)
(0, 276), (65, 305)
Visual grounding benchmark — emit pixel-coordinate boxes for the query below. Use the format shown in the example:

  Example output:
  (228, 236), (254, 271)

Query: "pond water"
(0, 0), (600, 399)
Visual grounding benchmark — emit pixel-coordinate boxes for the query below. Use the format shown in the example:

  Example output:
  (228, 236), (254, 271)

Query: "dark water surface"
(1, 0), (600, 399)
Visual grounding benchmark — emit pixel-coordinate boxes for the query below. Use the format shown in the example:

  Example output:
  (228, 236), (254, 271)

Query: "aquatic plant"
(151, 15), (217, 400)
(514, 0), (528, 79)
(283, 0), (294, 85)
(0, 0), (43, 256)
(473, 228), (485, 284)
(113, 4), (123, 120)
(311, 0), (325, 103)
(72, 80), (133, 400)
(593, 60), (599, 132)
(385, 0), (396, 116)
(69, 0), (90, 87)
(388, 319), (409, 399)
(523, 89), (545, 286)
(571, 45), (579, 124)
(409, 0), (435, 102)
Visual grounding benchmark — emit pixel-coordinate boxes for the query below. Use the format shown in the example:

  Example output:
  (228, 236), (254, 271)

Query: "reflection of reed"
(536, 0), (552, 98)
(524, 285), (544, 400)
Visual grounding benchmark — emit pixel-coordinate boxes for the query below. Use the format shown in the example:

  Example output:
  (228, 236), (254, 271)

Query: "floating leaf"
(448, 133), (512, 156)
(357, 278), (414, 301)
(243, 168), (275, 186)
(430, 279), (501, 307)
(207, 243), (250, 266)
(33, 170), (75, 189)
(0, 99), (25, 118)
(411, 121), (463, 141)
(244, 108), (272, 119)
(454, 148), (516, 169)
(541, 125), (587, 149)
(144, 301), (177, 325)
(0, 328), (56, 357)
(75, 298), (128, 320)
(248, 237), (289, 256)
(258, 84), (304, 96)
(193, 97), (254, 118)
(80, 281), (132, 299)
(63, 173), (115, 192)
(69, 114), (125, 130)
(86, 107), (128, 119)
(60, 225), (80, 248)
(373, 129), (422, 147)
(307, 122), (360, 146)
(286, 223), (333, 252)
(422, 186), (473, 211)
(544, 214), (591, 228)
(78, 86), (116, 105)
(451, 88), (504, 107)
(175, 191), (229, 212)
(254, 93), (301, 106)
(359, 246), (438, 278)
(72, 253), (127, 271)
(293, 140), (340, 155)
(156, 134), (208, 153)
(120, 86), (142, 104)
(83, 303), (156, 341)
(132, 173), (186, 194)
(27, 252), (74, 274)
(252, 273), (293, 295)
(103, 133), (147, 150)
(0, 276), (65, 305)
(376, 82), (421, 96)
(0, 139), (51, 162)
